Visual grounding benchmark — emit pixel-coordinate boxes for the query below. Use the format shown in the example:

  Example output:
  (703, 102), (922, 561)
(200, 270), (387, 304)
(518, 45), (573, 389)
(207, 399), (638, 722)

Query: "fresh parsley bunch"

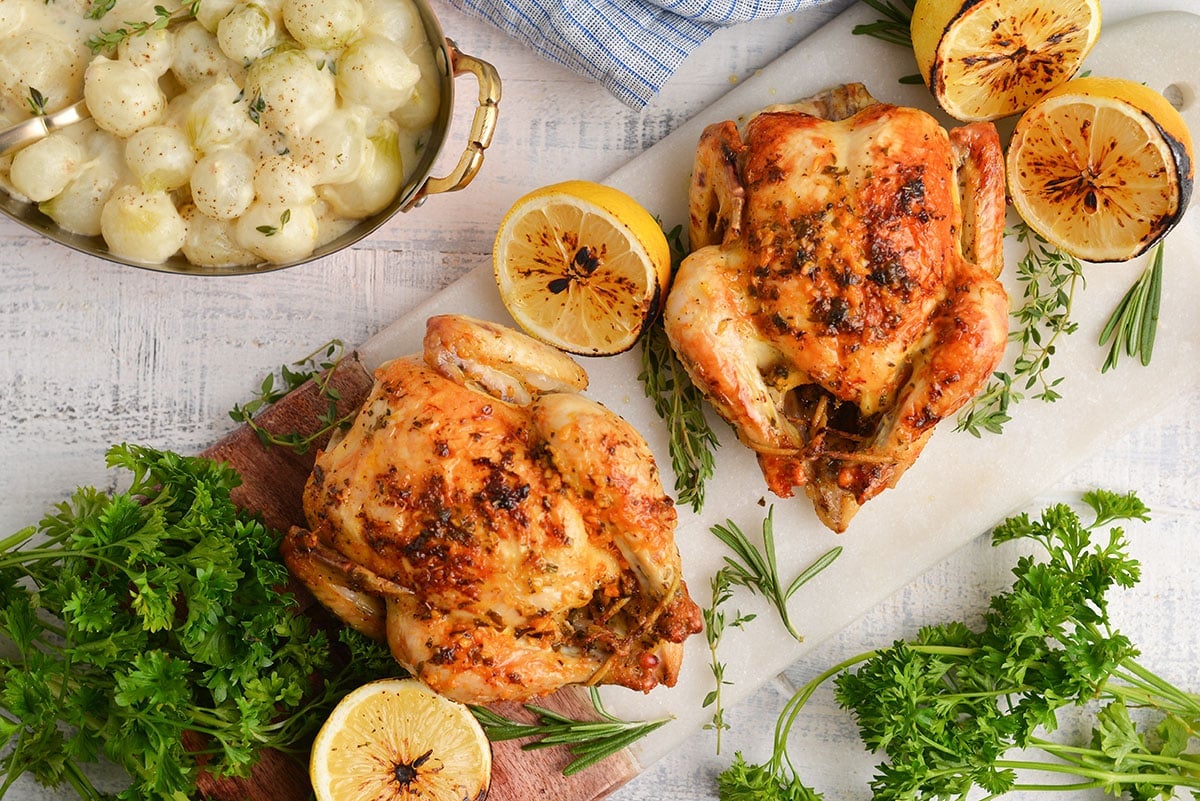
(719, 490), (1200, 800)
(0, 444), (393, 800)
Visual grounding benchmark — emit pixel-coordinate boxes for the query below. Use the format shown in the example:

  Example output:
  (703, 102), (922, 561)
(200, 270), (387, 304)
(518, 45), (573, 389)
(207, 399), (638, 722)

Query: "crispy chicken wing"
(665, 83), (1008, 532)
(282, 314), (702, 704)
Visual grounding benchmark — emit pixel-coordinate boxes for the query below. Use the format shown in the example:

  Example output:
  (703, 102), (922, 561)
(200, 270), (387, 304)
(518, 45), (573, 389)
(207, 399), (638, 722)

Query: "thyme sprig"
(256, 208), (292, 236)
(470, 687), (669, 776)
(228, 339), (355, 453)
(1099, 242), (1164, 372)
(957, 222), (1086, 437)
(85, 0), (118, 19)
(26, 87), (48, 117)
(703, 569), (756, 753)
(703, 510), (841, 753)
(86, 1), (201, 53)
(639, 224), (719, 512)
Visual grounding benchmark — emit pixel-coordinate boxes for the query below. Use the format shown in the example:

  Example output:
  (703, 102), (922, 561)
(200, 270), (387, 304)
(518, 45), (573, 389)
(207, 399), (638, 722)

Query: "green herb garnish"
(471, 687), (669, 776)
(256, 207), (292, 236)
(85, 0), (117, 19)
(957, 222), (1086, 436)
(703, 568), (757, 752)
(704, 510), (841, 753)
(0, 444), (396, 800)
(1099, 241), (1164, 372)
(711, 508), (841, 643)
(851, 0), (922, 83)
(86, 2), (201, 53)
(228, 338), (355, 453)
(639, 224), (720, 512)
(247, 92), (267, 126)
(852, 0), (915, 48)
(25, 87), (48, 116)
(716, 490), (1200, 801)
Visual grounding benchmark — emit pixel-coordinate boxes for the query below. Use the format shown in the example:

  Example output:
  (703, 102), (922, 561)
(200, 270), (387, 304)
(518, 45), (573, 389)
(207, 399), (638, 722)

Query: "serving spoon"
(0, 101), (90, 159)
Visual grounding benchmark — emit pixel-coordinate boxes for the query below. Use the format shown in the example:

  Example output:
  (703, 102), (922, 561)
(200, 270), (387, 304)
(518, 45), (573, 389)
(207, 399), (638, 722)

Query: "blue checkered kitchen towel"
(446, 0), (836, 107)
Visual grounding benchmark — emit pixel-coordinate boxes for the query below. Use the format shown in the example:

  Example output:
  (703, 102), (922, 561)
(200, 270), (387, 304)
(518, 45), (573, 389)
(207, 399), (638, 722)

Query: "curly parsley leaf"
(0, 444), (396, 800)
(716, 490), (1200, 801)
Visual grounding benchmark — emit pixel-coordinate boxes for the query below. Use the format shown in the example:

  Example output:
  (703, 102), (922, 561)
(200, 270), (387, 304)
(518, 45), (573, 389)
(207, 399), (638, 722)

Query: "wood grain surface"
(5, 2), (1200, 800)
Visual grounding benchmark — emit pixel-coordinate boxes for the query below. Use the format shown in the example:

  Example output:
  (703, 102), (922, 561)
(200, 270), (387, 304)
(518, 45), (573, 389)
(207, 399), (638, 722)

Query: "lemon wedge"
(911, 0), (1101, 122)
(1007, 76), (1195, 263)
(493, 180), (671, 356)
(310, 678), (492, 801)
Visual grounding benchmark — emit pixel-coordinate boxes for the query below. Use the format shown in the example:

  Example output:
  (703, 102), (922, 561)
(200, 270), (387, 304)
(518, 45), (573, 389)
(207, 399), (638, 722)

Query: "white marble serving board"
(356, 2), (1200, 772)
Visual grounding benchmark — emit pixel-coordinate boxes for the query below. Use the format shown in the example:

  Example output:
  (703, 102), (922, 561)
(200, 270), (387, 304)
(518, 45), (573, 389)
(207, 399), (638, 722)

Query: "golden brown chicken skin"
(666, 83), (1008, 532)
(282, 315), (702, 704)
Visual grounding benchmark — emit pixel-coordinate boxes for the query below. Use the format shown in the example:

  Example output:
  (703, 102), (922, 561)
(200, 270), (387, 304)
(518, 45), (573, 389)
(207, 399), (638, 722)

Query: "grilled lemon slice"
(310, 678), (492, 801)
(493, 180), (671, 356)
(911, 0), (1101, 122)
(1007, 76), (1195, 263)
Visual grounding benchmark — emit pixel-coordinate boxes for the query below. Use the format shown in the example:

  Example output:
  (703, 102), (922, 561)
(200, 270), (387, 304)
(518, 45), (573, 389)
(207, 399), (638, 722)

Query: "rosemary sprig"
(851, 0), (922, 83)
(228, 339), (355, 453)
(86, 1), (201, 53)
(852, 0), (915, 48)
(470, 687), (669, 776)
(711, 508), (842, 642)
(956, 222), (1086, 437)
(702, 510), (841, 753)
(702, 570), (756, 753)
(1099, 242), (1164, 372)
(638, 225), (719, 512)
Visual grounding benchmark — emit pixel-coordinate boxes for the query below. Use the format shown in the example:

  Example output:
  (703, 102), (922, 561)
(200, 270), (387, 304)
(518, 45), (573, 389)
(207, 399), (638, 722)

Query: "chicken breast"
(282, 314), (702, 704)
(665, 83), (1009, 532)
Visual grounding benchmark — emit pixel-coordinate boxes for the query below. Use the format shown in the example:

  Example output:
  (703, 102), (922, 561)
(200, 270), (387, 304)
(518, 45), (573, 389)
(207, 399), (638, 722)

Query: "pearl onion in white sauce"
(0, 0), (440, 267)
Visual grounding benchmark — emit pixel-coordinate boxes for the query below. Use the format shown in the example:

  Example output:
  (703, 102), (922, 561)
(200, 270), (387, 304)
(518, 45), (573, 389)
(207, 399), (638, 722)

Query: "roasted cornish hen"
(282, 314), (702, 704)
(665, 83), (1008, 532)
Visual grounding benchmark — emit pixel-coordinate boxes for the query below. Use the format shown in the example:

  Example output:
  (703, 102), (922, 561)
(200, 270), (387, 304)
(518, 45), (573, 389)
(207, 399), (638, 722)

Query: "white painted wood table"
(3, 0), (1200, 798)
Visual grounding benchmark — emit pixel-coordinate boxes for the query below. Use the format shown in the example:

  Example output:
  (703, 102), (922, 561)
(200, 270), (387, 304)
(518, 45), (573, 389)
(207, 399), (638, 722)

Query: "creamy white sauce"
(0, 0), (439, 268)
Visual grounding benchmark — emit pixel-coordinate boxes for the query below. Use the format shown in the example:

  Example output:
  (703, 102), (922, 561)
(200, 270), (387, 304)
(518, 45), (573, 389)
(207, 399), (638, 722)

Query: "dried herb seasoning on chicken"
(665, 83), (1008, 532)
(283, 314), (704, 705)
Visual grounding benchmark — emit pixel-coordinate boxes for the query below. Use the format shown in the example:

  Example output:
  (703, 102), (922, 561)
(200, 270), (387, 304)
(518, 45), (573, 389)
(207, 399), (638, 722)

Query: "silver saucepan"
(0, 0), (500, 275)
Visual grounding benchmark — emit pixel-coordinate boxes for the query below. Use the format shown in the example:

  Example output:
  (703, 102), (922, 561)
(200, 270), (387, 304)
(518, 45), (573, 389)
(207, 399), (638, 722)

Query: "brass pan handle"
(412, 41), (501, 205)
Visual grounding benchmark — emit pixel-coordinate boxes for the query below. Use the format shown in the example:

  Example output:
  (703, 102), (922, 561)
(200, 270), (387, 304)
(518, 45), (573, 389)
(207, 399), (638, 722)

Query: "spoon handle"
(0, 101), (91, 159)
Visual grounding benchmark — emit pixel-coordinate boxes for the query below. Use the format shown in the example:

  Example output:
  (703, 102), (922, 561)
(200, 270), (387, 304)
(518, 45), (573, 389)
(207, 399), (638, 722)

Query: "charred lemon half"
(1007, 76), (1195, 263)
(911, 0), (1101, 122)
(310, 678), (492, 801)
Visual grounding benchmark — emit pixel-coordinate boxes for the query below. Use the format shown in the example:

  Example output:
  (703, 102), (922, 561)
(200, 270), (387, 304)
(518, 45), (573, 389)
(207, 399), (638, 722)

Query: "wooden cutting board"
(193, 2), (1200, 799)
(195, 355), (640, 801)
